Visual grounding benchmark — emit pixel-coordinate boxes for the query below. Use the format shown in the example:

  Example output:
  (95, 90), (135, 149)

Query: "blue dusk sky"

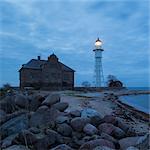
(0, 0), (149, 87)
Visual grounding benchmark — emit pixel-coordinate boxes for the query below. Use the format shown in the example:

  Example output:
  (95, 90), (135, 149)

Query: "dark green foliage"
(0, 83), (13, 99)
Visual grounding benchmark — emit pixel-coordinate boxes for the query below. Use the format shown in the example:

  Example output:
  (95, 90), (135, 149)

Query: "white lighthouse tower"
(93, 38), (104, 87)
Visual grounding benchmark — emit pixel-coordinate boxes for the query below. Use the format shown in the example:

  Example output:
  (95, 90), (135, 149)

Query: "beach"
(61, 90), (150, 132)
(0, 88), (149, 149)
(32, 88), (150, 134)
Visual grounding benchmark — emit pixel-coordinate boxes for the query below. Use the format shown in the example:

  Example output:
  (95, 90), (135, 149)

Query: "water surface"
(120, 94), (150, 114)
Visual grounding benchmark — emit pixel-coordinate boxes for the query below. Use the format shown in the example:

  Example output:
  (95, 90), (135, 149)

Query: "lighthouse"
(93, 38), (104, 87)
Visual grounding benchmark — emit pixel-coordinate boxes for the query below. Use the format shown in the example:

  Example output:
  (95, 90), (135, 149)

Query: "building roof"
(20, 59), (75, 72)
(59, 62), (75, 72)
(22, 59), (45, 69)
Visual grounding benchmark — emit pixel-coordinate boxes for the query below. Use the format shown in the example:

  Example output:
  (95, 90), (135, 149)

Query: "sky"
(0, 0), (149, 87)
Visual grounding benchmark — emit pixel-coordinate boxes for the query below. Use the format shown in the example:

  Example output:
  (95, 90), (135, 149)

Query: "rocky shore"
(0, 90), (149, 150)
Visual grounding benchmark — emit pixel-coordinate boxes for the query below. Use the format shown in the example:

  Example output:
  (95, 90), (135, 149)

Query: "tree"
(82, 81), (91, 87)
(106, 75), (123, 87)
(0, 83), (13, 98)
(107, 75), (117, 81)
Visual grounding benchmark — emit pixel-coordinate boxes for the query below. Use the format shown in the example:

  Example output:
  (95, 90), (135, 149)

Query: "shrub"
(0, 83), (13, 98)
(3, 83), (12, 91)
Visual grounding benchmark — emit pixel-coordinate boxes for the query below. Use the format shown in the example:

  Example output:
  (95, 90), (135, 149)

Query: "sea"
(120, 87), (150, 114)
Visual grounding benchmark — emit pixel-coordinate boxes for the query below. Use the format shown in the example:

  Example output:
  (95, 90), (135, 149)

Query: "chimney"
(37, 56), (41, 60)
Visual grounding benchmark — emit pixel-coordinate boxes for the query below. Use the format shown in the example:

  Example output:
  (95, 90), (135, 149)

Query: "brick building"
(19, 54), (75, 90)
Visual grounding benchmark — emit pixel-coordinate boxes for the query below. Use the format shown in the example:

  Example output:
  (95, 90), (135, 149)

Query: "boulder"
(126, 127), (137, 136)
(79, 135), (101, 146)
(83, 123), (98, 135)
(126, 147), (139, 150)
(37, 105), (49, 111)
(32, 133), (48, 150)
(93, 146), (115, 150)
(0, 114), (28, 138)
(17, 130), (37, 145)
(79, 139), (115, 150)
(72, 131), (85, 139)
(90, 115), (102, 127)
(1, 134), (18, 149)
(0, 96), (16, 113)
(91, 135), (102, 140)
(42, 94), (60, 106)
(29, 107), (60, 127)
(55, 134), (65, 144)
(70, 110), (81, 117)
(70, 117), (90, 132)
(55, 116), (70, 124)
(28, 94), (45, 111)
(119, 136), (145, 150)
(98, 123), (125, 139)
(51, 144), (73, 150)
(72, 136), (84, 146)
(116, 117), (129, 132)
(61, 136), (72, 145)
(136, 134), (149, 150)
(57, 123), (72, 137)
(45, 129), (60, 141)
(98, 123), (114, 135)
(0, 109), (6, 119)
(69, 142), (80, 149)
(48, 120), (56, 129)
(101, 115), (117, 125)
(29, 127), (40, 134)
(81, 108), (103, 119)
(34, 129), (58, 150)
(81, 136), (93, 143)
(112, 126), (126, 139)
(15, 94), (29, 108)
(0, 110), (28, 127)
(100, 133), (118, 145)
(53, 102), (69, 112)
(4, 145), (30, 150)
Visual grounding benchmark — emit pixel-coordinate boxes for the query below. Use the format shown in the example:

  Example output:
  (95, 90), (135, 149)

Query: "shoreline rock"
(0, 91), (149, 150)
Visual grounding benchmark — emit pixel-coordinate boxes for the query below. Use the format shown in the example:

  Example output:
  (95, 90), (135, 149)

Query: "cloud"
(0, 0), (149, 87)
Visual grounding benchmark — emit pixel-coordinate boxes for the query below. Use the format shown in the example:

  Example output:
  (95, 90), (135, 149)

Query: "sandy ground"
(61, 95), (116, 117)
(34, 90), (149, 135)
